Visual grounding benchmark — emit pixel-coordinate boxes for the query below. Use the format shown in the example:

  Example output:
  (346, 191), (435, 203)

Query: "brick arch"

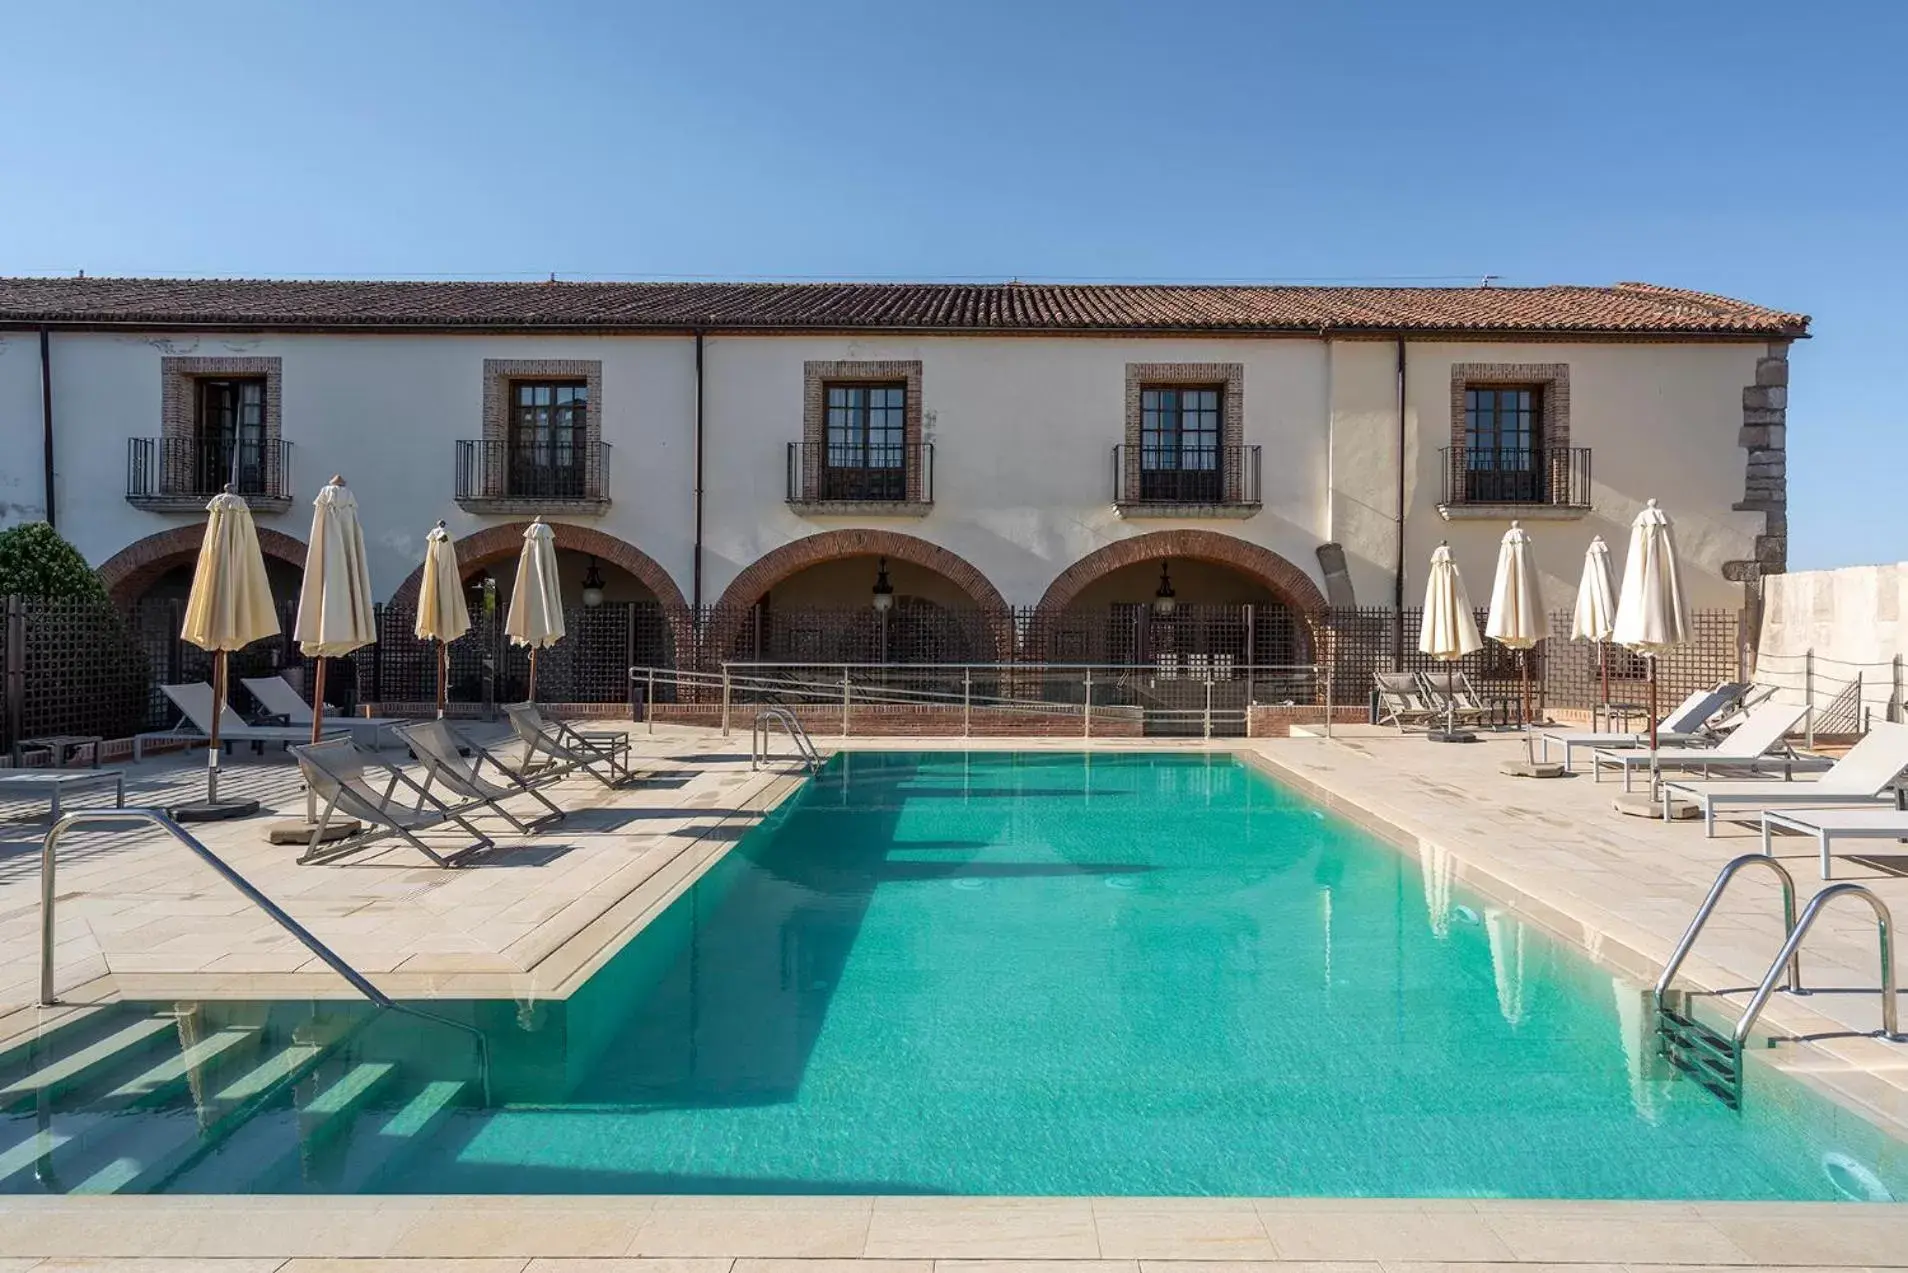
(1035, 530), (1329, 619)
(97, 524), (309, 607)
(390, 521), (687, 610)
(710, 530), (1013, 665)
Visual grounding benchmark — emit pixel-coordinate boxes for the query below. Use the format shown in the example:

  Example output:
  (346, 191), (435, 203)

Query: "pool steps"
(0, 1004), (476, 1195)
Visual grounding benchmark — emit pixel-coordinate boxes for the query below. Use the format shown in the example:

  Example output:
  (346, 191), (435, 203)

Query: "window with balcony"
(131, 358), (292, 512)
(508, 380), (589, 499)
(1462, 385), (1544, 502)
(1139, 385), (1223, 503)
(822, 383), (907, 501)
(1440, 363), (1587, 516)
(194, 377), (268, 494)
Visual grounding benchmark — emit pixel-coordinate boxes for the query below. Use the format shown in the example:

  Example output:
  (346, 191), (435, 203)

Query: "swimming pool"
(3, 750), (1901, 1197)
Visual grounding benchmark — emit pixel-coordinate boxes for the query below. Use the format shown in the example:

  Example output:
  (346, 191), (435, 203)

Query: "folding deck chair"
(395, 719), (566, 835)
(1374, 672), (1440, 732)
(290, 738), (493, 866)
(1418, 669), (1492, 728)
(502, 703), (637, 787)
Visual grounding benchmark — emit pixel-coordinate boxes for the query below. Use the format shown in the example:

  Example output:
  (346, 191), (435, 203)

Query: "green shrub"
(0, 521), (105, 600)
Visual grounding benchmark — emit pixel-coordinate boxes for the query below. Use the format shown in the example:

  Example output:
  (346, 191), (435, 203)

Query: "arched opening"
(1034, 531), (1328, 735)
(712, 531), (1012, 669)
(96, 526), (311, 724)
(390, 522), (688, 706)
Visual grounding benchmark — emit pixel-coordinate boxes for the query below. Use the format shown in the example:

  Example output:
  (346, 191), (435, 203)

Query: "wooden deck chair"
(502, 703), (636, 787)
(395, 720), (565, 834)
(291, 739), (493, 867)
(1374, 672), (1439, 732)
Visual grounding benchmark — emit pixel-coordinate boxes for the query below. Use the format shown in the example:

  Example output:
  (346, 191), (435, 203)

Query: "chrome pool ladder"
(752, 706), (821, 772)
(1654, 852), (1902, 1108)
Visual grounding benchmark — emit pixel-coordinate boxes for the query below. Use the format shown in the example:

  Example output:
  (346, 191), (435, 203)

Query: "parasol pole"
(437, 640), (449, 719)
(528, 648), (539, 702)
(1599, 639), (1610, 727)
(208, 649), (226, 803)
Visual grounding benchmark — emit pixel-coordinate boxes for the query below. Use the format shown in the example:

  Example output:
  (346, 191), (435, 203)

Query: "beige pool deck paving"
(8, 721), (1908, 1266)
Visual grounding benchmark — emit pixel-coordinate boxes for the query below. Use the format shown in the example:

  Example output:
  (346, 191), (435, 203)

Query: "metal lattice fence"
(4, 596), (158, 751)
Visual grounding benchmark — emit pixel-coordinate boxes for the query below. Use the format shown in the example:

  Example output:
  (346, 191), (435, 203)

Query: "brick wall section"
(1728, 341), (1790, 581)
(1033, 529), (1329, 626)
(1246, 704), (1369, 737)
(97, 523), (309, 606)
(802, 360), (925, 501)
(1124, 362), (1245, 502)
(481, 359), (604, 498)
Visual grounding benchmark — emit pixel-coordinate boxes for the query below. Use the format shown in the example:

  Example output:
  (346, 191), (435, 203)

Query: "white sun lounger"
(1663, 721), (1908, 837)
(1591, 701), (1816, 791)
(1762, 805), (1908, 878)
(136, 682), (347, 761)
(1535, 684), (1742, 771)
(240, 676), (408, 749)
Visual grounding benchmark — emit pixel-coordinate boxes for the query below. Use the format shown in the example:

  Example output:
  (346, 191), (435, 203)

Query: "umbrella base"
(265, 818), (362, 846)
(1613, 792), (1700, 820)
(169, 798), (261, 822)
(1426, 730), (1479, 744)
(1502, 759), (1567, 778)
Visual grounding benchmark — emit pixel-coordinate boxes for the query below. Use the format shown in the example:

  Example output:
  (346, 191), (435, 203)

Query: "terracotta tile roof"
(0, 277), (1808, 337)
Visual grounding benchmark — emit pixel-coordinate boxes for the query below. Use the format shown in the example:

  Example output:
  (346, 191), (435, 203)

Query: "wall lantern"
(871, 557), (895, 614)
(1153, 560), (1177, 616)
(581, 556), (606, 609)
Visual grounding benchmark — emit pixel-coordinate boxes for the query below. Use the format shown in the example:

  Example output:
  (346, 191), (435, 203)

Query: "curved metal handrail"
(752, 706), (820, 772)
(39, 808), (491, 1105)
(1653, 853), (1803, 1013)
(1734, 882), (1903, 1048)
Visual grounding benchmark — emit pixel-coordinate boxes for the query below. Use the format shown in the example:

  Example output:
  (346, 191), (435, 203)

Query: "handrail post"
(842, 668), (851, 738)
(1204, 675), (1213, 740)
(963, 668), (972, 738)
(1324, 663), (1334, 740)
(1083, 668), (1093, 739)
(1805, 648), (1815, 750)
(1734, 883), (1901, 1050)
(720, 667), (732, 738)
(647, 668), (656, 735)
(1654, 853), (1803, 1015)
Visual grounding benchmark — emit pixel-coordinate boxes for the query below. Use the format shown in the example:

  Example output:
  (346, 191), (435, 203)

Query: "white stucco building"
(0, 277), (1803, 664)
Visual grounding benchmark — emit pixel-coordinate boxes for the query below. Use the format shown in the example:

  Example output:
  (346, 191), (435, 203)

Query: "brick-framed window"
(1448, 363), (1571, 506)
(481, 358), (603, 500)
(160, 356), (283, 497)
(801, 360), (924, 502)
(1123, 363), (1245, 503)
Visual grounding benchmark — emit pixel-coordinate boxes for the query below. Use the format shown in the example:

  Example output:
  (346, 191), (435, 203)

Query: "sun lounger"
(1418, 670), (1492, 727)
(1662, 721), (1908, 837)
(136, 682), (346, 761)
(1591, 701), (1815, 791)
(290, 738), (493, 866)
(1374, 672), (1440, 731)
(240, 676), (409, 749)
(503, 703), (635, 787)
(395, 720), (565, 835)
(1762, 805), (1908, 878)
(1536, 683), (1744, 771)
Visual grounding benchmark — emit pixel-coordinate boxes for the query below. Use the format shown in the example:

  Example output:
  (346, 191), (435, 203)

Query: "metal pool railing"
(631, 661), (1334, 740)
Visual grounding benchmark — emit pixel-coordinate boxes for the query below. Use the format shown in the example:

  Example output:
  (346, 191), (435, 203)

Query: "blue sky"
(2, 0), (1900, 570)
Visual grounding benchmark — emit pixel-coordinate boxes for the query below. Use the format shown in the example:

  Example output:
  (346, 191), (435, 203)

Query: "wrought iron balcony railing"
(126, 436), (294, 511)
(787, 441), (934, 506)
(1440, 447), (1592, 509)
(1112, 443), (1261, 508)
(454, 438), (612, 509)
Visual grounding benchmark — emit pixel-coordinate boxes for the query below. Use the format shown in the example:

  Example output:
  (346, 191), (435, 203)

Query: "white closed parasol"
(1612, 499), (1692, 757)
(179, 488), (280, 813)
(505, 518), (565, 699)
(1572, 535), (1619, 723)
(414, 521), (472, 718)
(1419, 542), (1483, 739)
(1485, 520), (1544, 734)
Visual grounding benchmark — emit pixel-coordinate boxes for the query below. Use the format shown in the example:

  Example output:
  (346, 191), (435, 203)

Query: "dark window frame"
(192, 376), (269, 495)
(822, 380), (908, 500)
(1463, 383), (1545, 501)
(1138, 383), (1224, 502)
(507, 378), (590, 498)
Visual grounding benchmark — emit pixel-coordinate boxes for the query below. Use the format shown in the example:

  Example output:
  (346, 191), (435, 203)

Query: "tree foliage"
(0, 521), (105, 599)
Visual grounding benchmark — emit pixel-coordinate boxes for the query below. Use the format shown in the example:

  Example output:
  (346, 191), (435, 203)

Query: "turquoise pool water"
(4, 751), (1903, 1197)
